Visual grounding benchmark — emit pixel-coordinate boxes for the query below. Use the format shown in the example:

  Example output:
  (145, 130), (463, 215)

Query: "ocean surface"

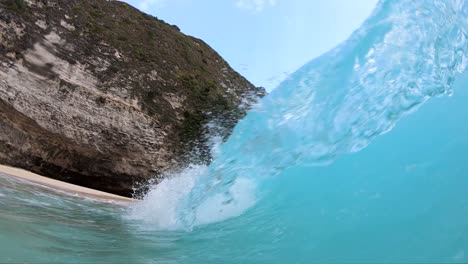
(1, 0), (467, 263)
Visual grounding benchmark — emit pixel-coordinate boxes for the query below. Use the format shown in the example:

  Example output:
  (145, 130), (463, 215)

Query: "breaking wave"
(130, 0), (467, 232)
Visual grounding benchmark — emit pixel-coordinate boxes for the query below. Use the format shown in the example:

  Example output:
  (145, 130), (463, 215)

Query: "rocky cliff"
(0, 0), (264, 197)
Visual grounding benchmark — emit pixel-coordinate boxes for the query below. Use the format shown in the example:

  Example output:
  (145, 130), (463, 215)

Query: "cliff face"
(0, 0), (264, 197)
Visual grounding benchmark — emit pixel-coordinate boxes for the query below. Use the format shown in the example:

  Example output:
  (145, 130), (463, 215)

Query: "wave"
(128, 0), (467, 231)
(2, 0), (468, 263)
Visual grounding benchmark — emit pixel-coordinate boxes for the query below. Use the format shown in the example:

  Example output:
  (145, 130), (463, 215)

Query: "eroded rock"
(0, 0), (265, 197)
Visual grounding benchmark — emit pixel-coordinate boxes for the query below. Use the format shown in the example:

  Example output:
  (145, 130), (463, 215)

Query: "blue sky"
(122, 0), (378, 90)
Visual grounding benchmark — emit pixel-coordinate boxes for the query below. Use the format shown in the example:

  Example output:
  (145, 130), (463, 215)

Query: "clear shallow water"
(1, 0), (468, 263)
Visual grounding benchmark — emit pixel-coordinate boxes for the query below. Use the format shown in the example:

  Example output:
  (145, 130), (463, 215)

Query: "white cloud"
(138, 0), (164, 11)
(235, 0), (276, 12)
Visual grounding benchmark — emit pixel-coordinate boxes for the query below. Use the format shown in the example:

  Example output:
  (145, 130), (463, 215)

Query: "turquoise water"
(1, 0), (468, 263)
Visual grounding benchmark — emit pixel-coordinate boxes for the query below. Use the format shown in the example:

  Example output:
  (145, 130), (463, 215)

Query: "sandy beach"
(0, 164), (137, 203)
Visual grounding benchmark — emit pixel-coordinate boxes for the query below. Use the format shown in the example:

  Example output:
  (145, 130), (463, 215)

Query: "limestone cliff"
(0, 0), (264, 197)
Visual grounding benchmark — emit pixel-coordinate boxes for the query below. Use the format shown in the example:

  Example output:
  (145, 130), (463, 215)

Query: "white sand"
(0, 164), (137, 203)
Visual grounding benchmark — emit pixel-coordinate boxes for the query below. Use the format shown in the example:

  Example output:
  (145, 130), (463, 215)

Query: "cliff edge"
(0, 0), (264, 197)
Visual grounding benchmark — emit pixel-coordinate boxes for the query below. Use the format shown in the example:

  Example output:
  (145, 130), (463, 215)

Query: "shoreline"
(0, 165), (137, 203)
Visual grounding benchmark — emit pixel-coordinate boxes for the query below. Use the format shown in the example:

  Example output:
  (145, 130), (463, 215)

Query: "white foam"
(126, 165), (258, 230)
(126, 166), (203, 230)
